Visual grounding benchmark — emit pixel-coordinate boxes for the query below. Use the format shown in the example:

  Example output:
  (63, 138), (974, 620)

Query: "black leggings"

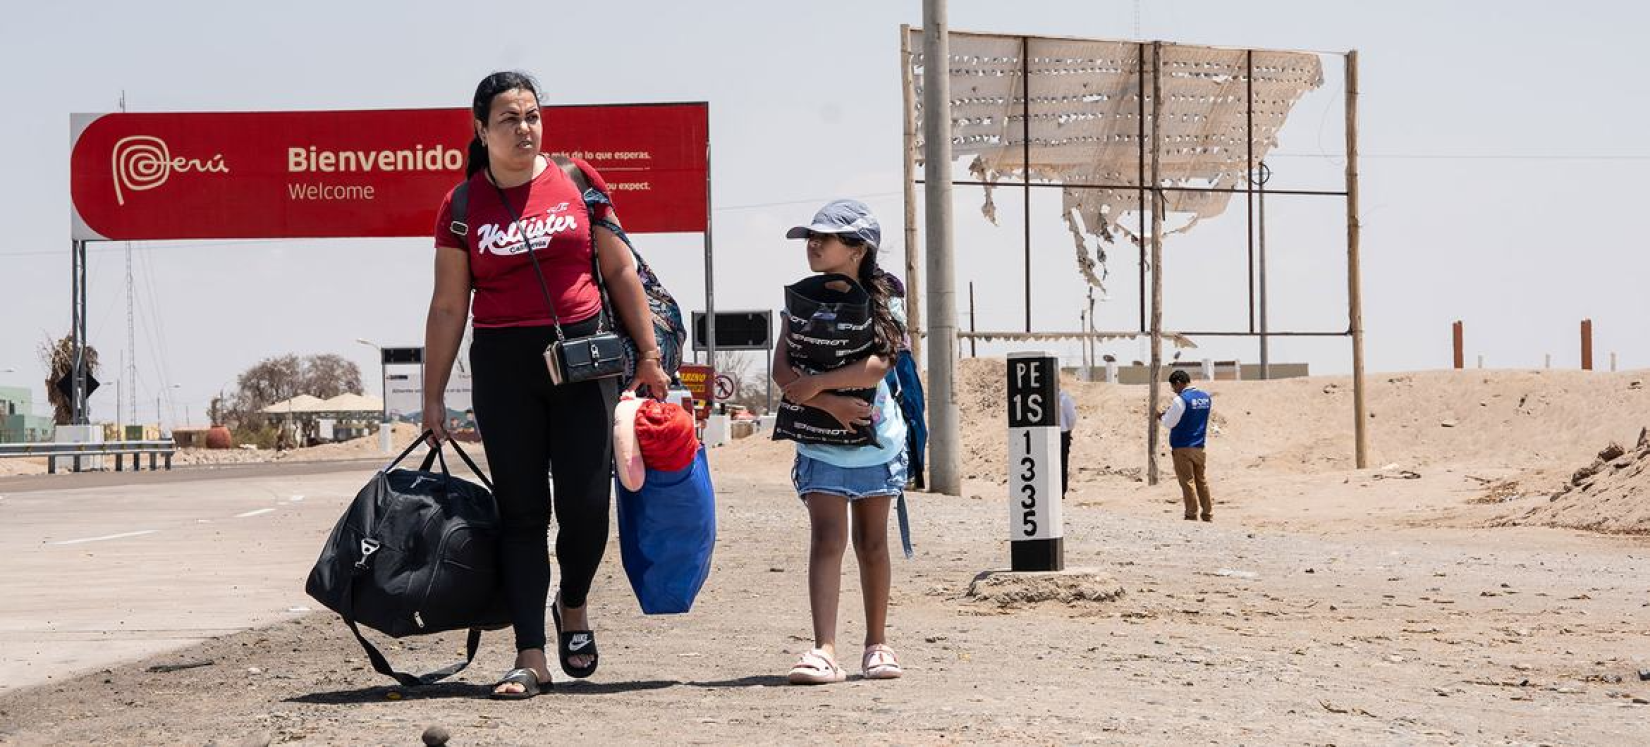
(470, 319), (618, 652)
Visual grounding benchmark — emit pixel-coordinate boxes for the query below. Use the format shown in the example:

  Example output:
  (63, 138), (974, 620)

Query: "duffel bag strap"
(335, 550), (485, 687)
(343, 617), (482, 688)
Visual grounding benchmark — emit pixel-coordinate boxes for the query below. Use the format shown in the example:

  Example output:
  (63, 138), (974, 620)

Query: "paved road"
(0, 456), (398, 493)
(0, 460), (402, 693)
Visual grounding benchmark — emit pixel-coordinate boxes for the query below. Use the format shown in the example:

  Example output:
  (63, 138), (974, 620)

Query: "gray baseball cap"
(786, 199), (881, 249)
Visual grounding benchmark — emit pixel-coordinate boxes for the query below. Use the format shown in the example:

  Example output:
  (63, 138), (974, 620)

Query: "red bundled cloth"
(634, 399), (699, 472)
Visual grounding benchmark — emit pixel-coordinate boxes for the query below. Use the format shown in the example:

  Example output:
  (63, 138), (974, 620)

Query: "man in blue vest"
(1159, 370), (1214, 521)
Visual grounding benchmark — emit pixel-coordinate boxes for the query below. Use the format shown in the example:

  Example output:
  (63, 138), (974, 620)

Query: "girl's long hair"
(850, 242), (902, 360)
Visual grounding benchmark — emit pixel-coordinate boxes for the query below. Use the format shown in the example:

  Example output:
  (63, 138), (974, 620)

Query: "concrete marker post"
(1006, 351), (1063, 572)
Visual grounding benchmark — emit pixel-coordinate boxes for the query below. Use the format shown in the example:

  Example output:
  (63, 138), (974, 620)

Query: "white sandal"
(862, 644), (903, 680)
(787, 648), (846, 685)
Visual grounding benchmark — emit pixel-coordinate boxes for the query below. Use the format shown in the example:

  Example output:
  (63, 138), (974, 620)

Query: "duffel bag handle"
(384, 432), (434, 472)
(404, 433), (494, 493)
(415, 437), (451, 476)
(446, 440), (493, 491)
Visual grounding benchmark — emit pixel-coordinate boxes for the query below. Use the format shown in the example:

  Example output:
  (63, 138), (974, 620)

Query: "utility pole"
(922, 0), (961, 495)
(122, 90), (138, 427)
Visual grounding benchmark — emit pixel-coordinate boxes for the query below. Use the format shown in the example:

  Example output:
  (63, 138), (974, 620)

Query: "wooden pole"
(1580, 319), (1593, 371)
(1086, 288), (1097, 376)
(1345, 50), (1369, 469)
(968, 281), (977, 358)
(1146, 41), (1164, 486)
(1021, 35), (1033, 333)
(1452, 321), (1464, 369)
(900, 25), (924, 365)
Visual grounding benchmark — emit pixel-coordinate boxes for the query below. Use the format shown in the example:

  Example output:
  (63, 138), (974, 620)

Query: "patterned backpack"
(449, 157), (687, 384)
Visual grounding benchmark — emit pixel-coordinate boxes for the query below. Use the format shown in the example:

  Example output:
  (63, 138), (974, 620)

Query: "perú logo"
(112, 135), (229, 206)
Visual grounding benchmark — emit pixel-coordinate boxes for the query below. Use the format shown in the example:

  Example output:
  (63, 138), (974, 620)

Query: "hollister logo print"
(476, 203), (578, 256)
(111, 135), (229, 206)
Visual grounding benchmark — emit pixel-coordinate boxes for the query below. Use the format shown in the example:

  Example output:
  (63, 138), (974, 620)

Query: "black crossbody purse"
(489, 156), (626, 385)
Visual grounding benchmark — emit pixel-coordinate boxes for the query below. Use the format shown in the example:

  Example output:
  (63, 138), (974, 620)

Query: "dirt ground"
(1, 367), (1648, 745)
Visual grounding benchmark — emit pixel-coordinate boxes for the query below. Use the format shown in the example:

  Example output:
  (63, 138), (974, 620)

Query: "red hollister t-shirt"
(433, 156), (616, 328)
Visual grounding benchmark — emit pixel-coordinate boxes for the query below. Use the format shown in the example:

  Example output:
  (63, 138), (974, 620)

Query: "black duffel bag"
(305, 434), (509, 686)
(772, 273), (879, 446)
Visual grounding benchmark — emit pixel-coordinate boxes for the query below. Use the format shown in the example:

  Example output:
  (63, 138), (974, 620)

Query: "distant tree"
(216, 353), (364, 438)
(37, 334), (99, 426)
(302, 354), (363, 399)
(234, 354), (304, 417)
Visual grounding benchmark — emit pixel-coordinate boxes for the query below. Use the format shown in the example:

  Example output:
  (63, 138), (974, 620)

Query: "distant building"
(1068, 361), (1311, 384)
(0, 386), (55, 443)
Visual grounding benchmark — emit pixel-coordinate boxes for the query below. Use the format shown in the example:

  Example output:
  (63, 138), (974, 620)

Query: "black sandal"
(550, 597), (599, 679)
(490, 667), (549, 700)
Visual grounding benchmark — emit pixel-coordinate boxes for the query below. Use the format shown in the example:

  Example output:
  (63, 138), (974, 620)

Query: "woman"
(423, 71), (670, 699)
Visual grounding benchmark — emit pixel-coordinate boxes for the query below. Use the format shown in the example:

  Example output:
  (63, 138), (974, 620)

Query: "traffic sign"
(692, 310), (773, 351)
(713, 373), (737, 402)
(55, 372), (100, 401)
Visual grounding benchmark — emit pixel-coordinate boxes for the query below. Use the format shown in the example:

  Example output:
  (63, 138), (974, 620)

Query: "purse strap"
(549, 155), (621, 325)
(486, 156), (613, 343)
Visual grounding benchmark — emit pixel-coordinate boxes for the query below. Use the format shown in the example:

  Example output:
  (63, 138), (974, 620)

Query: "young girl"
(773, 199), (908, 685)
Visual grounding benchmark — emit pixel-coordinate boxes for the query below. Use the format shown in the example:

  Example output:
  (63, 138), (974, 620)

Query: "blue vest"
(1169, 388), (1212, 449)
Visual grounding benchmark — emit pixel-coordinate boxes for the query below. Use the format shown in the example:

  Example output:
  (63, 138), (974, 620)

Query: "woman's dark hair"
(851, 242), (902, 359)
(465, 71), (540, 178)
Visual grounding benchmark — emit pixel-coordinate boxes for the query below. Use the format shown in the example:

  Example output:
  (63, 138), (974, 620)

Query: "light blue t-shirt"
(796, 379), (907, 468)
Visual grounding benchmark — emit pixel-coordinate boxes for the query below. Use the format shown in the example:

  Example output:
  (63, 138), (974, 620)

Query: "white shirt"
(1058, 391), (1077, 432)
(1160, 388), (1200, 428)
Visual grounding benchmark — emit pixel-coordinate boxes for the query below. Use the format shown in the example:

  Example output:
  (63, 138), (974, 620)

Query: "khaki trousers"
(1171, 447), (1212, 519)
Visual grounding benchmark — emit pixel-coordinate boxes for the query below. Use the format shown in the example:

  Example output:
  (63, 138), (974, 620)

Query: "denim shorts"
(792, 449), (909, 502)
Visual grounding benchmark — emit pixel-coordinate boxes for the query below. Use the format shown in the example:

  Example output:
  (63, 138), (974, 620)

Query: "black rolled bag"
(305, 434), (509, 687)
(772, 273), (879, 447)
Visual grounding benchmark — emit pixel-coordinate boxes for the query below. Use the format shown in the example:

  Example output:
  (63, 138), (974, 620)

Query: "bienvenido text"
(287, 145), (463, 173)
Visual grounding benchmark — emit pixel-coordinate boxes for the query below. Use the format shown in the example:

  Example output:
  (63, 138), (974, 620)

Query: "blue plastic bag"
(616, 446), (716, 614)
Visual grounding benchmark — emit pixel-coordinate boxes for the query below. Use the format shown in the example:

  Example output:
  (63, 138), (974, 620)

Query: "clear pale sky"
(2, 1), (1645, 426)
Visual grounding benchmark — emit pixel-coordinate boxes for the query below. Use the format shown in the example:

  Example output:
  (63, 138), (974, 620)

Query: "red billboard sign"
(677, 363), (714, 419)
(69, 103), (708, 241)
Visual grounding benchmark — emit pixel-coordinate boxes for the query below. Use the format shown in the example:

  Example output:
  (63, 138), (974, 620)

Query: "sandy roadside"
(1, 435), (1647, 745)
(3, 366), (1648, 744)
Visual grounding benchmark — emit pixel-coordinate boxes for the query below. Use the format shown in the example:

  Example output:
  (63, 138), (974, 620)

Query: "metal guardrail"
(0, 440), (177, 474)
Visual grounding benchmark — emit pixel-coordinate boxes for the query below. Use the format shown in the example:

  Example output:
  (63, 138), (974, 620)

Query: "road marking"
(235, 508), (277, 519)
(52, 530), (159, 546)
